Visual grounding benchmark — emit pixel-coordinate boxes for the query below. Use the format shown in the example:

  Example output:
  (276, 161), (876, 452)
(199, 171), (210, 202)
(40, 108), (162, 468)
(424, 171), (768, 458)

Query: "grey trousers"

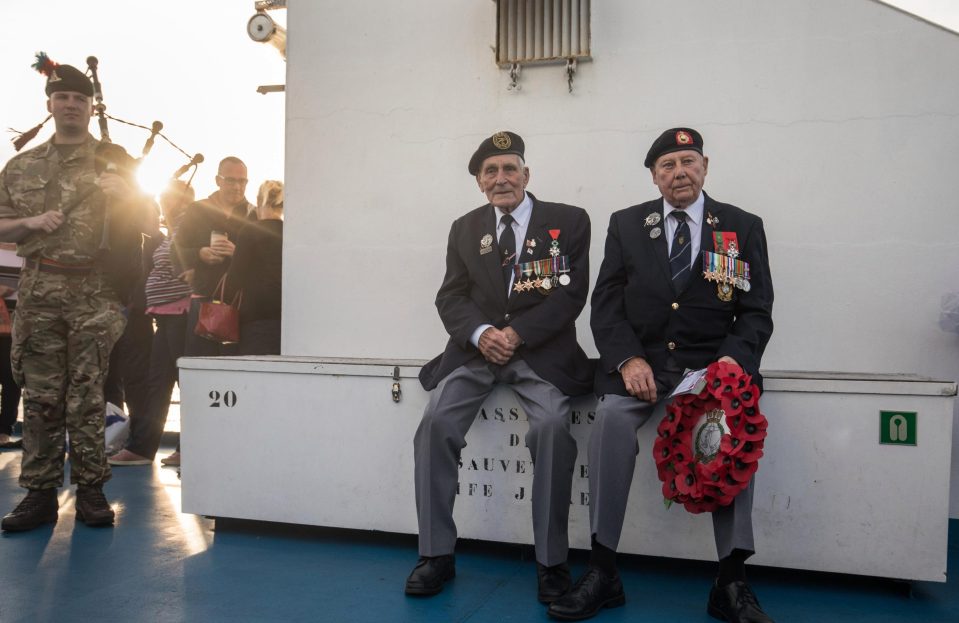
(414, 359), (577, 566)
(589, 392), (755, 560)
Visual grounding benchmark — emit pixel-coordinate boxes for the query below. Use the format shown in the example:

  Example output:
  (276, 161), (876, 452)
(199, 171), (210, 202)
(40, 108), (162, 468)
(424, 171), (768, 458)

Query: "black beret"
(45, 64), (93, 97)
(644, 127), (704, 168)
(468, 131), (525, 175)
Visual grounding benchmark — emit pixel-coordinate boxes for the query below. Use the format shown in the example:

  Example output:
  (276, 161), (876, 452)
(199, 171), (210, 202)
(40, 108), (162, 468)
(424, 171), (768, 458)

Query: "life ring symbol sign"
(879, 411), (917, 446)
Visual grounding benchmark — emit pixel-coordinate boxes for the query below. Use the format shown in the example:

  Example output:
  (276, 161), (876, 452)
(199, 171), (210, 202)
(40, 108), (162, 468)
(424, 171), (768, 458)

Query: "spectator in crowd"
(163, 158), (254, 467)
(0, 243), (22, 450)
(109, 181), (195, 466)
(174, 156), (255, 358)
(103, 203), (161, 429)
(225, 180), (283, 355)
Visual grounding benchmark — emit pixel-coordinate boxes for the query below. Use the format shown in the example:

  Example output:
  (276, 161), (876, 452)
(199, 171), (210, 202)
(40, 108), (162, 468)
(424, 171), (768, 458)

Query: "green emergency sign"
(880, 411), (917, 446)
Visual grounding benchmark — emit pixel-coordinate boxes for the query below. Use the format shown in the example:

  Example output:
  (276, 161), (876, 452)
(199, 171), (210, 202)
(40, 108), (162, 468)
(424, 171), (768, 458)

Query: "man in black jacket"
(162, 157), (254, 467)
(549, 129), (775, 623)
(407, 131), (593, 604)
(174, 156), (255, 358)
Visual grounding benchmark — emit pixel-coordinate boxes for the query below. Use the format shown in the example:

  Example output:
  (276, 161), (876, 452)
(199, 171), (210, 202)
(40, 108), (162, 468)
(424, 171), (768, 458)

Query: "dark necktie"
(499, 214), (516, 286)
(669, 211), (692, 291)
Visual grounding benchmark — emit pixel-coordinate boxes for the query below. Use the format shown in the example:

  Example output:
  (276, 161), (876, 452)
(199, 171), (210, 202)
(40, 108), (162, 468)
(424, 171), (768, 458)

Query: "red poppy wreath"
(653, 361), (767, 514)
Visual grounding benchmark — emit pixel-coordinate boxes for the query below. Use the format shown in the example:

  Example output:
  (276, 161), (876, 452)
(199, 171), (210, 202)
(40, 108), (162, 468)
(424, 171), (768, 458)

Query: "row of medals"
(704, 247), (750, 302)
(643, 210), (749, 302)
(512, 240), (570, 294)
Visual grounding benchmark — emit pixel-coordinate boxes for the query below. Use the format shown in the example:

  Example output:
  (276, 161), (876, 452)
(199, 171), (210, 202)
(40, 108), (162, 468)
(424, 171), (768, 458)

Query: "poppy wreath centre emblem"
(654, 361), (767, 514)
(675, 130), (692, 145)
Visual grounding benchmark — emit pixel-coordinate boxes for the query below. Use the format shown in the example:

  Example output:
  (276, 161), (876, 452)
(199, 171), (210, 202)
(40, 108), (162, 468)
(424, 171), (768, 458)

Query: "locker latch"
(391, 366), (402, 403)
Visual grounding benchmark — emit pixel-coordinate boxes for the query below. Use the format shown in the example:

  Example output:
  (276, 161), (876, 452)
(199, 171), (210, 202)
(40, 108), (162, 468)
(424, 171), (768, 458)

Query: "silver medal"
(558, 274), (571, 286)
(644, 213), (662, 227)
(650, 227), (662, 239)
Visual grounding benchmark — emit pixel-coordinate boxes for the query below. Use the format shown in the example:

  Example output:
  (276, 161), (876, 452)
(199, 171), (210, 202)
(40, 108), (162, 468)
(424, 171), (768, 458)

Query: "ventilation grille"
(495, 0), (591, 66)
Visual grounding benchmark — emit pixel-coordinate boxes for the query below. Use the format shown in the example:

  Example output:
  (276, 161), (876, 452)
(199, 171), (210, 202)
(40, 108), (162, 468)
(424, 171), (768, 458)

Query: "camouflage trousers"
(11, 267), (126, 490)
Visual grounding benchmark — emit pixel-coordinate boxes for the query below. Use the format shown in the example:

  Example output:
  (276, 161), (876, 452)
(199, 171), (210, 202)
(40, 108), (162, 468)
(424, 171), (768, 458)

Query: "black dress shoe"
(537, 562), (572, 604)
(1, 488), (58, 532)
(707, 580), (775, 623)
(405, 555), (455, 596)
(547, 566), (625, 621)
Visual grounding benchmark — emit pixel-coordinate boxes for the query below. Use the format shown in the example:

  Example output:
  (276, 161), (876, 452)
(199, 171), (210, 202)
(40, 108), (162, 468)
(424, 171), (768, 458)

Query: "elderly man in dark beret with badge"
(406, 131), (593, 605)
(0, 61), (147, 531)
(548, 129), (774, 622)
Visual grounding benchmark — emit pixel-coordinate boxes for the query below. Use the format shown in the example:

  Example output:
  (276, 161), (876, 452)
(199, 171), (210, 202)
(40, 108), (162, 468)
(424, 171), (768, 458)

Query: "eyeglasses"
(217, 175), (248, 186)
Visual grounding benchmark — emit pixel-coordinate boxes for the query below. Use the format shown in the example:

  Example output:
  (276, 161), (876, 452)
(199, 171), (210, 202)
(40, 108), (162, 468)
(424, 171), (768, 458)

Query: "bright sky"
(881, 0), (959, 31)
(1, 0), (286, 202)
(1, 1), (955, 204)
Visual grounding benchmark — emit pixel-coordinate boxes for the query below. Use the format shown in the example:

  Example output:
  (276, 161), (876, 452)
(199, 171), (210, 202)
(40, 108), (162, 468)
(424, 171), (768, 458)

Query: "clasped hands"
(478, 326), (522, 365)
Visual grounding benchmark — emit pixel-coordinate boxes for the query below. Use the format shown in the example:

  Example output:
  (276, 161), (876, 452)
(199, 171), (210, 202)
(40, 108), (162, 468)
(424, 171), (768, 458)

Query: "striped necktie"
(669, 211), (692, 291)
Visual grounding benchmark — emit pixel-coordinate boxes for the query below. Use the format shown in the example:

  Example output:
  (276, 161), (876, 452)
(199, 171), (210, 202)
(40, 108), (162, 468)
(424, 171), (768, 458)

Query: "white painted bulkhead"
(279, 0), (959, 517)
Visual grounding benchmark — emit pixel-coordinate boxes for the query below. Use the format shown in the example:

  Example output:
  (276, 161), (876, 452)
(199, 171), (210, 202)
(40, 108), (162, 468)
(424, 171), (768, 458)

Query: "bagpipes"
(9, 52), (204, 197)
(10, 52), (205, 304)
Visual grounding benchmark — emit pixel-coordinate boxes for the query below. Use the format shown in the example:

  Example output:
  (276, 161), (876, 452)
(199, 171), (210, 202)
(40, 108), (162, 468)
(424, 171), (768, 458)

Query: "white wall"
(283, 1), (959, 515)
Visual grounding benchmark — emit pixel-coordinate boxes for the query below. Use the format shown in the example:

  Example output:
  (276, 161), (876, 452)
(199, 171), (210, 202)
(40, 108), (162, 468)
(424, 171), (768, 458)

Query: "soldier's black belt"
(25, 258), (96, 276)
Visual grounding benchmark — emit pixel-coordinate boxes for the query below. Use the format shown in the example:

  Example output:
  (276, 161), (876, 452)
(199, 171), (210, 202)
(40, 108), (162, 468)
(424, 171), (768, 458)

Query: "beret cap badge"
(644, 127), (704, 168)
(468, 130), (525, 175)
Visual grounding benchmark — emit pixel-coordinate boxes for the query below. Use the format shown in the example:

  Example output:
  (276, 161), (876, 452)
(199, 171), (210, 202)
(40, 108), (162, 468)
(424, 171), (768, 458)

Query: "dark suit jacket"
(419, 193), (593, 397)
(591, 192), (773, 396)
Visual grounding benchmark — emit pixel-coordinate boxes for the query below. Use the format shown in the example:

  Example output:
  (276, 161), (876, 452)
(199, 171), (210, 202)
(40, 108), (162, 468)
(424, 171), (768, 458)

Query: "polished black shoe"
(707, 580), (775, 623)
(404, 555), (455, 596)
(547, 566), (625, 621)
(537, 562), (572, 604)
(75, 485), (115, 527)
(1, 488), (58, 532)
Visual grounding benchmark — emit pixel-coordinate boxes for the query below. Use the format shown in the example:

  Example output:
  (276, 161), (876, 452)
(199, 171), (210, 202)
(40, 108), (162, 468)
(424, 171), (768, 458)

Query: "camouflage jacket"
(0, 135), (109, 264)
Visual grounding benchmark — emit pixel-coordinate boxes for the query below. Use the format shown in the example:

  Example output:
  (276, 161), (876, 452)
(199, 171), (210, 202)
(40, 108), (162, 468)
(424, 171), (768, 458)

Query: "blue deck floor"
(1, 443), (956, 623)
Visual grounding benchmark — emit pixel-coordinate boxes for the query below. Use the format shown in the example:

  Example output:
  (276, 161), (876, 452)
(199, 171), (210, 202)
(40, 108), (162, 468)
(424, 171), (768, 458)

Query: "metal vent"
(496, 0), (591, 66)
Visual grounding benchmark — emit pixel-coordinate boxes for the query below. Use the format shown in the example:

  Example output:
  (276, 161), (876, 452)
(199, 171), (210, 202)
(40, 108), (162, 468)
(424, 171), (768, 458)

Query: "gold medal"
(717, 283), (733, 302)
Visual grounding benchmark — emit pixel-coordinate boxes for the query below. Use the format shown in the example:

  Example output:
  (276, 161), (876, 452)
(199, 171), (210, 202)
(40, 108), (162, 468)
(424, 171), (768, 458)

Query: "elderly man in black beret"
(0, 62), (147, 531)
(406, 131), (593, 605)
(548, 129), (775, 622)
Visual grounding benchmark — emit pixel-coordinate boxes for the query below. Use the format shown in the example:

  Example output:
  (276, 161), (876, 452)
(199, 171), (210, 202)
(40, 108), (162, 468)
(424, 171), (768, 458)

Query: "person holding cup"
(164, 157), (255, 466)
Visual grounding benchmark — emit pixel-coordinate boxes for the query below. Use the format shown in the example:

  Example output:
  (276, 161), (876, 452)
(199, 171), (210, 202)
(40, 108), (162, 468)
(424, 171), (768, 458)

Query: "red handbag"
(194, 275), (242, 344)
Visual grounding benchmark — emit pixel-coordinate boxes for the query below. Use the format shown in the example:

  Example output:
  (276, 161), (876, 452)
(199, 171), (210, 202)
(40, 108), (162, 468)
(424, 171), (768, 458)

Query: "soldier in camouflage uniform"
(0, 64), (145, 531)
